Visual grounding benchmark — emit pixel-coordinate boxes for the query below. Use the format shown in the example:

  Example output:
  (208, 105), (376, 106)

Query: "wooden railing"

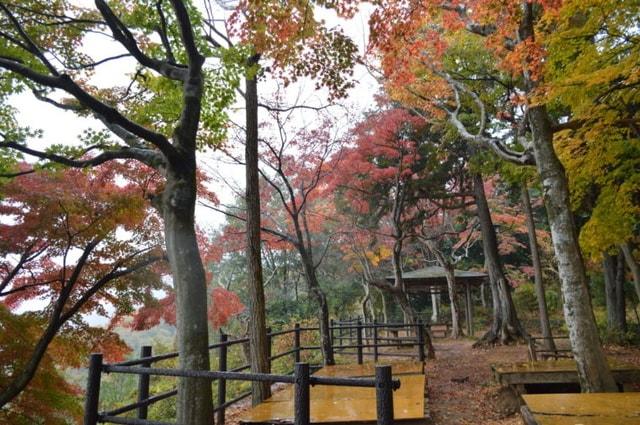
(527, 335), (573, 361)
(83, 320), (428, 425)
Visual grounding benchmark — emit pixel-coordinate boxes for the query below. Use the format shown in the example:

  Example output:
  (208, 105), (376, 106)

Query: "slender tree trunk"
(244, 59), (271, 404)
(361, 277), (375, 322)
(473, 174), (525, 345)
(521, 183), (554, 350)
(424, 240), (461, 337)
(298, 247), (335, 365)
(603, 253), (618, 331)
(620, 243), (640, 304)
(527, 105), (617, 392)
(443, 263), (462, 338)
(480, 283), (487, 308)
(378, 288), (389, 323)
(392, 239), (415, 323)
(163, 168), (213, 425)
(615, 251), (627, 332)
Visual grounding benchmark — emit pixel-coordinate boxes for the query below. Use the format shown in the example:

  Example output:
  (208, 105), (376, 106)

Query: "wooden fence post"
(417, 320), (425, 362)
(137, 346), (152, 419)
(294, 323), (301, 363)
(373, 319), (379, 363)
(83, 353), (103, 425)
(266, 327), (273, 371)
(217, 333), (228, 425)
(375, 365), (394, 425)
(294, 363), (310, 425)
(357, 319), (363, 365)
(330, 318), (334, 349)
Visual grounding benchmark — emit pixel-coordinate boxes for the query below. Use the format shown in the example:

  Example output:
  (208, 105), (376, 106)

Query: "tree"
(332, 107), (426, 324)
(0, 163), (165, 410)
(0, 2), (246, 421)
(205, 0), (359, 401)
(521, 182), (555, 350)
(210, 115), (345, 365)
(368, 0), (618, 391)
(472, 173), (526, 344)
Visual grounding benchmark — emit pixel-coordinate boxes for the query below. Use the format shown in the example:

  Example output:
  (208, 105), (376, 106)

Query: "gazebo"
(385, 266), (489, 336)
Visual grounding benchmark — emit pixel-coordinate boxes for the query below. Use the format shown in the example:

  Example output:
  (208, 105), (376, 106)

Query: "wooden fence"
(83, 320), (428, 425)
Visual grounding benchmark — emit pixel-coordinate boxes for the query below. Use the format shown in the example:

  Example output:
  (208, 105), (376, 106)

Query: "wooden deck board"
(522, 393), (640, 425)
(492, 358), (640, 386)
(240, 362), (426, 424)
(312, 361), (424, 377)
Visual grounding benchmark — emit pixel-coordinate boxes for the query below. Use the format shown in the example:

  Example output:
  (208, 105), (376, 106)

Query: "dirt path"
(424, 339), (525, 425)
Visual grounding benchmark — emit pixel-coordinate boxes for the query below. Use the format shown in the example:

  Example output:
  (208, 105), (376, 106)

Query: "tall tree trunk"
(620, 242), (640, 304)
(473, 174), (525, 345)
(521, 183), (554, 351)
(615, 252), (627, 332)
(163, 168), (213, 425)
(527, 105), (617, 392)
(603, 253), (618, 331)
(244, 59), (271, 404)
(519, 1), (616, 392)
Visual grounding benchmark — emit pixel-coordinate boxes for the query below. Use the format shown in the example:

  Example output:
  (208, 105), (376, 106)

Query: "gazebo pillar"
(465, 283), (474, 336)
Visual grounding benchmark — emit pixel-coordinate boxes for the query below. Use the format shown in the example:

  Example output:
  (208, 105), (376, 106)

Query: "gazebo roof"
(385, 266), (488, 293)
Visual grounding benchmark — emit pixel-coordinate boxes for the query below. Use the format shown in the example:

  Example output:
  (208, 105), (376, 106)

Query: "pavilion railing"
(83, 320), (428, 425)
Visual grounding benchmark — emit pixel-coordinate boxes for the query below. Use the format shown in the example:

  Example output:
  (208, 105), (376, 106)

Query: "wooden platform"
(240, 362), (426, 424)
(521, 393), (640, 425)
(492, 358), (640, 389)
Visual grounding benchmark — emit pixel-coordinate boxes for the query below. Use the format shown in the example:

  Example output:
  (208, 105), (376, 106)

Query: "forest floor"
(224, 337), (640, 425)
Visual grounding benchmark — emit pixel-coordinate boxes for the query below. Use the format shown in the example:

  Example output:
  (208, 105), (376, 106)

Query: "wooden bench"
(492, 358), (640, 394)
(527, 335), (572, 361)
(521, 392), (640, 425)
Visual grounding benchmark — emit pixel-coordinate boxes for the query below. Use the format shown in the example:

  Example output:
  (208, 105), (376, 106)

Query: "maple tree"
(367, 0), (622, 391)
(211, 112), (346, 365)
(331, 107), (427, 325)
(0, 162), (165, 412)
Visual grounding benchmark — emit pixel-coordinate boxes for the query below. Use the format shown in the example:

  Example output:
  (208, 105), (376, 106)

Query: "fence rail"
(84, 320), (428, 425)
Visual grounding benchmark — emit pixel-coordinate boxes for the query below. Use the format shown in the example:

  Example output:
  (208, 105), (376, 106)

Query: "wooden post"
(137, 346), (152, 420)
(294, 323), (301, 363)
(465, 284), (474, 336)
(417, 320), (425, 363)
(266, 327), (273, 371)
(83, 353), (103, 425)
(357, 319), (364, 365)
(217, 333), (228, 425)
(350, 317), (355, 345)
(375, 365), (394, 425)
(373, 319), (379, 363)
(294, 363), (310, 425)
(330, 318), (334, 349)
